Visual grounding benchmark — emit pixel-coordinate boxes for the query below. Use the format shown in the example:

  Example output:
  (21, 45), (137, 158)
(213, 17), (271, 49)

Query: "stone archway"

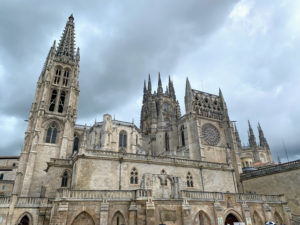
(224, 213), (239, 225)
(193, 210), (211, 225)
(253, 211), (263, 225)
(274, 212), (283, 225)
(71, 212), (95, 225)
(17, 213), (33, 225)
(111, 211), (126, 225)
(19, 216), (30, 225)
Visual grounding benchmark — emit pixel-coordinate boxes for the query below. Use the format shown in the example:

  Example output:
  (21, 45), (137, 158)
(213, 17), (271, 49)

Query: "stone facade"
(0, 15), (294, 225)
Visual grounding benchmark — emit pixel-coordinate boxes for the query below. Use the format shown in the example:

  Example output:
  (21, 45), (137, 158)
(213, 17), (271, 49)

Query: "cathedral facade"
(0, 15), (292, 225)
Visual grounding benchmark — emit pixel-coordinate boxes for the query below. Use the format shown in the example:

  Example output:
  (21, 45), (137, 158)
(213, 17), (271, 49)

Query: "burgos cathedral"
(0, 15), (295, 225)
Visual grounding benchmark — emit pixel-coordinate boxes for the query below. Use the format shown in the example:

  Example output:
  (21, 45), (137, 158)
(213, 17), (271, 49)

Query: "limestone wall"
(242, 168), (300, 214)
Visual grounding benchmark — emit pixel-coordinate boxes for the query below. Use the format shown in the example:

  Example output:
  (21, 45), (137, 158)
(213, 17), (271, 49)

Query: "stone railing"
(56, 189), (135, 201)
(136, 189), (152, 200)
(235, 193), (284, 203)
(15, 197), (50, 208)
(241, 160), (300, 180)
(0, 197), (10, 207)
(84, 150), (231, 171)
(181, 191), (224, 201)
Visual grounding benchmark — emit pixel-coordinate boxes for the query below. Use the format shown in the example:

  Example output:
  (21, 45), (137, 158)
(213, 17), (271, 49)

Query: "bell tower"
(13, 15), (80, 197)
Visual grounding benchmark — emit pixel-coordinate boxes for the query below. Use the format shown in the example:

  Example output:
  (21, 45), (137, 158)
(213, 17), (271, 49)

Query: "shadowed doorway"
(224, 214), (239, 225)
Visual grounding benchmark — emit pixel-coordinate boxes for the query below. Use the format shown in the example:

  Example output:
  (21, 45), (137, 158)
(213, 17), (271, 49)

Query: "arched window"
(49, 90), (57, 111)
(58, 91), (66, 113)
(45, 122), (58, 144)
(160, 169), (167, 185)
(187, 172), (193, 187)
(119, 130), (127, 148)
(54, 68), (61, 84)
(62, 70), (69, 86)
(73, 134), (79, 153)
(130, 167), (138, 184)
(163, 102), (168, 111)
(61, 171), (68, 187)
(0, 174), (3, 180)
(165, 133), (169, 151)
(181, 125), (185, 146)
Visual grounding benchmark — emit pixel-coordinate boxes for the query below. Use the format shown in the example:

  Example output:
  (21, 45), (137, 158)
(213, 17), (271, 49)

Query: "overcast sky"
(0, 0), (299, 162)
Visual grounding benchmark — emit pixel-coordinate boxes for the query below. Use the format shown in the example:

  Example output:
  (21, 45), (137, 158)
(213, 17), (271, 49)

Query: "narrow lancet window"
(73, 134), (79, 153)
(45, 122), (58, 144)
(181, 125), (185, 146)
(62, 70), (69, 86)
(58, 91), (66, 113)
(165, 133), (169, 151)
(130, 167), (138, 184)
(54, 68), (61, 84)
(49, 90), (57, 111)
(61, 171), (68, 187)
(119, 131), (127, 148)
(187, 172), (193, 187)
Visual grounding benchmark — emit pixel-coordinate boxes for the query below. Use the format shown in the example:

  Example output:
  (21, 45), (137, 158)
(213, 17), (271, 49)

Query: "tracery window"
(181, 125), (185, 146)
(61, 171), (68, 187)
(54, 68), (61, 84)
(119, 130), (127, 148)
(49, 90), (57, 111)
(187, 172), (193, 187)
(62, 70), (69, 86)
(130, 167), (138, 184)
(45, 122), (58, 144)
(58, 91), (66, 113)
(165, 132), (169, 151)
(73, 134), (79, 153)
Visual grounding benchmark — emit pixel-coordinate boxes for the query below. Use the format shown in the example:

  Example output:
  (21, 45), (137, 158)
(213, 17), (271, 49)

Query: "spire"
(185, 77), (193, 113)
(157, 72), (163, 94)
(186, 77), (191, 95)
(56, 14), (75, 60)
(144, 80), (147, 93)
(40, 40), (56, 77)
(168, 75), (176, 100)
(76, 47), (80, 62)
(258, 122), (269, 148)
(234, 124), (242, 148)
(143, 80), (147, 103)
(248, 120), (257, 147)
(148, 74), (152, 94)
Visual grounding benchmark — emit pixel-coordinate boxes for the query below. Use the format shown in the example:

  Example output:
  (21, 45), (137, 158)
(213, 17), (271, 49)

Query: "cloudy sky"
(0, 0), (299, 162)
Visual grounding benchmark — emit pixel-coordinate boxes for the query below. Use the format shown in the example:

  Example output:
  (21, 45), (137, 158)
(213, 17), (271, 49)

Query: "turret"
(258, 122), (269, 148)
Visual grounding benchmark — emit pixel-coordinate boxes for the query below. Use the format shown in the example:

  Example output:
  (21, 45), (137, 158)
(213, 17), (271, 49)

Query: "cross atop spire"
(56, 14), (76, 60)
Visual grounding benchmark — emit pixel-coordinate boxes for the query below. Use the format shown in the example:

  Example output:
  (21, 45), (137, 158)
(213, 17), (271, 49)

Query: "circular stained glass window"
(202, 123), (220, 146)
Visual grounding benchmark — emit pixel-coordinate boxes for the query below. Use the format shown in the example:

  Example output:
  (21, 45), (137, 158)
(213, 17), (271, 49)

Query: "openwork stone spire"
(248, 120), (257, 147)
(56, 14), (75, 60)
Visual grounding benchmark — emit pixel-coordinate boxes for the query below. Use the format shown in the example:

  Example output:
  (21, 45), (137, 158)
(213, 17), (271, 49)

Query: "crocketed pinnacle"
(56, 14), (75, 60)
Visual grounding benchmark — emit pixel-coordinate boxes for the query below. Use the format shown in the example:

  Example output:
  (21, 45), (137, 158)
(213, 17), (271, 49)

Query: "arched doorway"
(112, 211), (125, 225)
(19, 215), (30, 225)
(193, 211), (211, 225)
(225, 213), (239, 225)
(71, 212), (95, 225)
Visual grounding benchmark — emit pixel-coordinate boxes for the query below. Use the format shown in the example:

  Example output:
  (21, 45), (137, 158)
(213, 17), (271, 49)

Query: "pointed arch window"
(160, 169), (167, 185)
(58, 91), (66, 113)
(130, 167), (138, 184)
(181, 125), (185, 146)
(119, 130), (127, 148)
(165, 132), (170, 151)
(73, 134), (79, 153)
(187, 172), (193, 187)
(61, 171), (68, 187)
(54, 68), (61, 84)
(62, 70), (69, 86)
(45, 122), (58, 144)
(49, 90), (57, 111)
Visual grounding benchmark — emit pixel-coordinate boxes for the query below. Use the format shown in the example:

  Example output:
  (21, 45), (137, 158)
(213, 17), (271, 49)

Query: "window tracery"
(58, 91), (66, 113)
(187, 172), (193, 187)
(45, 122), (58, 144)
(119, 130), (127, 149)
(61, 171), (68, 187)
(130, 167), (138, 184)
(49, 90), (57, 111)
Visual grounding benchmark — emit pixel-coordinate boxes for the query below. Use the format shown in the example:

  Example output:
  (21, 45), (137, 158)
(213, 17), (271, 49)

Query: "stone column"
(129, 201), (137, 225)
(263, 203), (273, 221)
(6, 195), (17, 225)
(100, 200), (109, 225)
(182, 199), (191, 225)
(146, 197), (155, 225)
